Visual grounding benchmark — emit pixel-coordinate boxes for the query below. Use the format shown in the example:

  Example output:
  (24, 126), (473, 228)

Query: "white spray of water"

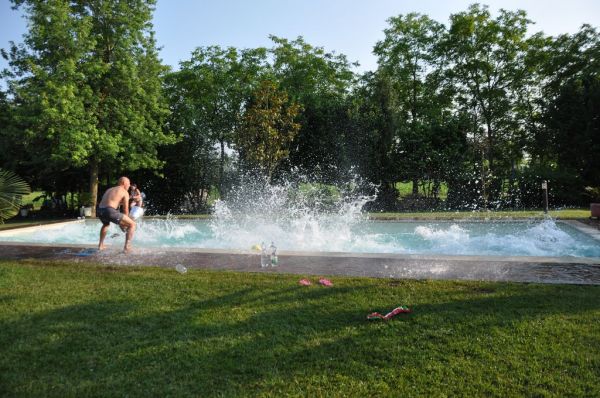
(416, 224), (469, 242)
(1, 180), (599, 257)
(412, 219), (590, 257)
(206, 176), (378, 252)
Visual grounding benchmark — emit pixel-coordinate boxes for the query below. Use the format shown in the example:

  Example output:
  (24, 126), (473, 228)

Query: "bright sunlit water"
(2, 218), (599, 258)
(3, 178), (599, 258)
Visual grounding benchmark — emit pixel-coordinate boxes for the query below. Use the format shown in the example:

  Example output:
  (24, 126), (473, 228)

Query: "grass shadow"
(1, 267), (599, 396)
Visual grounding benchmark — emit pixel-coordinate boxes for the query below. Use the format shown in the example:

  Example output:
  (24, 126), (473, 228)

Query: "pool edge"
(1, 241), (599, 285)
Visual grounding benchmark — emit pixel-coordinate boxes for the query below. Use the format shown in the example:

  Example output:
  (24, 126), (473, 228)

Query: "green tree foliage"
(145, 46), (267, 211)
(538, 26), (600, 197)
(170, 46), (268, 196)
(349, 72), (399, 206)
(270, 36), (356, 180)
(0, 88), (90, 207)
(443, 4), (534, 204)
(369, 13), (471, 207)
(373, 13), (449, 195)
(374, 13), (448, 129)
(3, 0), (175, 215)
(2, 3), (598, 212)
(0, 89), (17, 170)
(236, 80), (301, 180)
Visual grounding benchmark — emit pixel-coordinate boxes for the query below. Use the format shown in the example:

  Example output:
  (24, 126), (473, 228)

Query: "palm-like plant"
(0, 169), (31, 223)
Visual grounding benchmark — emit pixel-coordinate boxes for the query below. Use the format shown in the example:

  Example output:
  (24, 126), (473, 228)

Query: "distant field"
(20, 191), (45, 210)
(1, 209), (591, 231)
(396, 181), (449, 199)
(20, 191), (80, 210)
(166, 209), (591, 220)
(368, 209), (591, 220)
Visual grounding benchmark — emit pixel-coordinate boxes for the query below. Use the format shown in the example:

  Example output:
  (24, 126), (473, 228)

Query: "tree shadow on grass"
(0, 284), (369, 396)
(1, 281), (599, 397)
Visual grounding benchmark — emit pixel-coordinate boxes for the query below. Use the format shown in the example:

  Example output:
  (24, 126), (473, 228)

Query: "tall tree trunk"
(89, 159), (99, 217)
(412, 179), (419, 196)
(219, 137), (225, 199)
(486, 120), (494, 173)
(509, 158), (516, 207)
(480, 146), (487, 207)
(411, 67), (419, 197)
(485, 119), (495, 204)
(432, 180), (440, 199)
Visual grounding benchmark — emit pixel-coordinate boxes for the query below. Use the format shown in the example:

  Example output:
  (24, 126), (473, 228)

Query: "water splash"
(136, 217), (201, 243)
(1, 183), (599, 257)
(208, 175), (376, 252)
(412, 219), (591, 257)
(416, 224), (469, 242)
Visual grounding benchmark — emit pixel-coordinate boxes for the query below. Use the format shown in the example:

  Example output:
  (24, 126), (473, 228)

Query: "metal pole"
(542, 180), (549, 214)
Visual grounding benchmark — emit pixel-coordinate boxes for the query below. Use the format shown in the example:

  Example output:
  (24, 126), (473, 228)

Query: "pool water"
(1, 219), (599, 258)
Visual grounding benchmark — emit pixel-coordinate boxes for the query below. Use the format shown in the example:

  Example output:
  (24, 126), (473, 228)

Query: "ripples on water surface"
(2, 177), (599, 257)
(2, 218), (600, 258)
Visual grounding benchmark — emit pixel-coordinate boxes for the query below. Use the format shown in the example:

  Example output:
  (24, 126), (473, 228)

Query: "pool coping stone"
(1, 219), (599, 285)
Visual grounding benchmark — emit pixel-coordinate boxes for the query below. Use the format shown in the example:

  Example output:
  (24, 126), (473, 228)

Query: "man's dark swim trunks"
(97, 206), (123, 226)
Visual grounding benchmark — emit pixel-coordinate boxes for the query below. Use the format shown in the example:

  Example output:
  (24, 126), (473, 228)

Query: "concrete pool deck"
(1, 240), (600, 285)
(1, 218), (600, 285)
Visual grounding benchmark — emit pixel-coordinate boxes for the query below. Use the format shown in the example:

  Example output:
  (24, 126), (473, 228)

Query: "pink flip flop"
(299, 278), (311, 286)
(318, 278), (333, 287)
(383, 306), (412, 320)
(367, 306), (411, 321)
(367, 312), (385, 320)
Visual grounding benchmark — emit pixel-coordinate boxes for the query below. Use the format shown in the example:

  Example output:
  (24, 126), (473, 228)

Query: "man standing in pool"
(97, 176), (136, 253)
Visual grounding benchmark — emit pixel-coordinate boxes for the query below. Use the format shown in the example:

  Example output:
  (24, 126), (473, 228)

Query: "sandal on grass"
(383, 306), (412, 320)
(367, 312), (385, 320)
(299, 279), (311, 286)
(318, 278), (333, 287)
(367, 306), (412, 321)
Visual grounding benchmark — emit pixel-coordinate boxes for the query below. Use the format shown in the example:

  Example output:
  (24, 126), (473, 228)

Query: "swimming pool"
(1, 218), (599, 258)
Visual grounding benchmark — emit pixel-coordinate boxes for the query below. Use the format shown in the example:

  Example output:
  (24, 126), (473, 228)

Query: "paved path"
(2, 242), (600, 285)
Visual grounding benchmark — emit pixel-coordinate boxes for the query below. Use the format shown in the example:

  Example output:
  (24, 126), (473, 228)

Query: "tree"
(3, 0), (175, 215)
(269, 36), (356, 180)
(0, 89), (17, 170)
(538, 26), (600, 194)
(167, 46), (268, 197)
(359, 72), (400, 206)
(235, 80), (301, 180)
(443, 4), (534, 204)
(373, 13), (448, 196)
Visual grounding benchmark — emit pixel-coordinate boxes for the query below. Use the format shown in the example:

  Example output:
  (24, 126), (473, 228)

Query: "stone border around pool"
(0, 219), (83, 236)
(1, 219), (600, 285)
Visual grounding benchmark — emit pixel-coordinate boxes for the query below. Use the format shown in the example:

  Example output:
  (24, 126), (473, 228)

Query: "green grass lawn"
(396, 181), (449, 199)
(369, 209), (591, 220)
(153, 209), (591, 221)
(1, 260), (598, 397)
(0, 209), (590, 233)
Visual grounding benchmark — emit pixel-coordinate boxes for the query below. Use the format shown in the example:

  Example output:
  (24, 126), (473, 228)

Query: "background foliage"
(1, 2), (599, 214)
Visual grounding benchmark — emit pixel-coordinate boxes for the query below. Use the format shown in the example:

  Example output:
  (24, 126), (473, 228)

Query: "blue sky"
(1, 0), (600, 74)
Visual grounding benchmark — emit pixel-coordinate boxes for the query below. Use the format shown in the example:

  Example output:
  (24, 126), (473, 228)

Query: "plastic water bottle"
(269, 242), (278, 267)
(260, 242), (269, 268)
(175, 264), (187, 274)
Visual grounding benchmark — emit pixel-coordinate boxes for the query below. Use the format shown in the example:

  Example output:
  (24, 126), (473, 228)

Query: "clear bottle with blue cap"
(260, 242), (269, 268)
(269, 242), (278, 267)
